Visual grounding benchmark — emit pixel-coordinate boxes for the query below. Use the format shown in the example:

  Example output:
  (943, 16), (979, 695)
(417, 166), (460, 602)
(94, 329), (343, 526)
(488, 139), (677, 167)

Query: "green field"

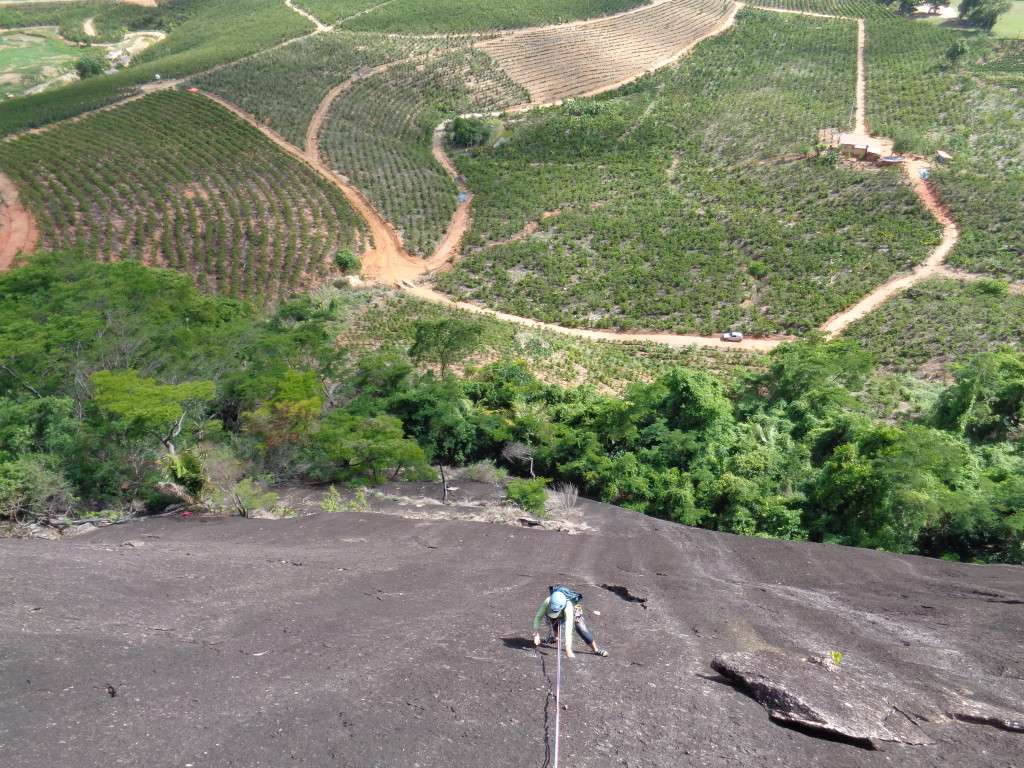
(335, 0), (650, 32)
(0, 0), (312, 136)
(437, 10), (938, 335)
(191, 32), (469, 150)
(321, 48), (528, 256)
(993, 0), (1024, 37)
(0, 27), (75, 97)
(0, 91), (366, 300)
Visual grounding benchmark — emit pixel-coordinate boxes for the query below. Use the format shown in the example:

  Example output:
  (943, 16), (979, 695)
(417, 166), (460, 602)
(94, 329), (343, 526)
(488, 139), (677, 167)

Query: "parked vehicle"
(721, 331), (744, 342)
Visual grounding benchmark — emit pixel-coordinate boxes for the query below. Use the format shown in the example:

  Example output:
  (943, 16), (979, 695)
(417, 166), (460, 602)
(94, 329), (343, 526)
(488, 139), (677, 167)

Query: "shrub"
(0, 454), (77, 522)
(505, 477), (550, 514)
(334, 248), (361, 274)
(975, 278), (1008, 297)
(748, 260), (770, 278)
(457, 460), (508, 485)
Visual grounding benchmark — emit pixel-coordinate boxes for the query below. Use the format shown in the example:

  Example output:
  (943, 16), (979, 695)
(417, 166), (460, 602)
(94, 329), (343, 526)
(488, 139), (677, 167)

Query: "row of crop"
(480, 0), (731, 102)
(863, 16), (966, 144)
(746, 0), (895, 18)
(843, 277), (1024, 370)
(192, 32), (469, 150)
(437, 11), (942, 335)
(476, 9), (857, 172)
(321, 47), (528, 255)
(337, 0), (651, 34)
(0, 92), (363, 302)
(0, 0), (313, 138)
(438, 160), (936, 335)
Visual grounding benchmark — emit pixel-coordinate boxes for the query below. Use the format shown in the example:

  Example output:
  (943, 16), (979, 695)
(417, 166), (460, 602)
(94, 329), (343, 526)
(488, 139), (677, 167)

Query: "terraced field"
(0, 91), (365, 301)
(191, 32), (462, 150)
(320, 48), (528, 256)
(479, 0), (736, 103)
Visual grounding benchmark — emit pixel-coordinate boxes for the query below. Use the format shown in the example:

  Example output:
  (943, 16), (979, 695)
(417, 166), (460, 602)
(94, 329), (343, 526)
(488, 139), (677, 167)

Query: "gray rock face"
(712, 651), (934, 746)
(0, 490), (1021, 768)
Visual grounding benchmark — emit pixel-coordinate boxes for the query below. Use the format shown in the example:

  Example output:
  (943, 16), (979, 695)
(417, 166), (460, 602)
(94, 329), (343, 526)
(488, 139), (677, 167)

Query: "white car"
(721, 331), (744, 342)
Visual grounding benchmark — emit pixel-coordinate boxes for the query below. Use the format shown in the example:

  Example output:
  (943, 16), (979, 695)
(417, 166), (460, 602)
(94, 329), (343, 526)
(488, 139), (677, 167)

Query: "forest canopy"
(1, 252), (1021, 564)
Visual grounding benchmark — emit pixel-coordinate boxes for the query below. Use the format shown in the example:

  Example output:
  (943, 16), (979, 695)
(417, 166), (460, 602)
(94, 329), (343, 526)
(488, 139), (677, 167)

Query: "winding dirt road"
(0, 1), (973, 356)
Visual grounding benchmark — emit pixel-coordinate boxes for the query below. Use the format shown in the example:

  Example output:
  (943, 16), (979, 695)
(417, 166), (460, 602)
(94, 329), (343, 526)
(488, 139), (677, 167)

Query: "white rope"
(554, 623), (562, 768)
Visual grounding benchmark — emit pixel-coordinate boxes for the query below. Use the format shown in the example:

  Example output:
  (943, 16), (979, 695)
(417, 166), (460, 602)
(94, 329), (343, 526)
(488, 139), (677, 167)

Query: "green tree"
(408, 316), (505, 376)
(933, 351), (1024, 441)
(313, 411), (430, 484)
(810, 423), (976, 553)
(91, 370), (216, 456)
(945, 39), (970, 64)
(964, 0), (1011, 29)
(75, 53), (107, 80)
(450, 116), (490, 147)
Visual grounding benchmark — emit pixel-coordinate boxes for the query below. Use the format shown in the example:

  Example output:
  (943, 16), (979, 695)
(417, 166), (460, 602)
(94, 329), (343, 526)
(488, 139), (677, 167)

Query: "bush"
(457, 460), (508, 485)
(748, 260), (769, 278)
(0, 454), (77, 522)
(75, 53), (107, 80)
(334, 248), (361, 274)
(504, 477), (550, 514)
(975, 278), (1009, 297)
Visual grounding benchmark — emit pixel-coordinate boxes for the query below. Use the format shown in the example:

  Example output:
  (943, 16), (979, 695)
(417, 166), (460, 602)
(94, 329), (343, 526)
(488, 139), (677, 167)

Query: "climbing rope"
(554, 629), (562, 768)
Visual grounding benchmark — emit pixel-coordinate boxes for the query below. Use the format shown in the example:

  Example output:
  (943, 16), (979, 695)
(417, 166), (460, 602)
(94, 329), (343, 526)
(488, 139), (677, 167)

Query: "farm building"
(836, 132), (891, 161)
(878, 156), (908, 166)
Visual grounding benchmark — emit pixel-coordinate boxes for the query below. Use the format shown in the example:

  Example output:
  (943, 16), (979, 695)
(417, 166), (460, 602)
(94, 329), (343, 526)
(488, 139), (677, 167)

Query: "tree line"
(1, 251), (1021, 564)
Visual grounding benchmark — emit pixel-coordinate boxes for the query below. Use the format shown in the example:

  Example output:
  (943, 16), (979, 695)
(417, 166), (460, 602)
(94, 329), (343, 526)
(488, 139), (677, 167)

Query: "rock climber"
(532, 585), (608, 658)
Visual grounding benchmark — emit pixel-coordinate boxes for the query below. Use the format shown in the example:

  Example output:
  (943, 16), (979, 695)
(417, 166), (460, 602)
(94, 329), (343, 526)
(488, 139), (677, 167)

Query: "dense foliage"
(0, 91), (365, 300)
(2, 253), (1021, 564)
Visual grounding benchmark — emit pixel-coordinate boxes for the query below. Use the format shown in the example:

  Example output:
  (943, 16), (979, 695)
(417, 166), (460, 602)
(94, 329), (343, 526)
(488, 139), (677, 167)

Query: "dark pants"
(548, 614), (595, 646)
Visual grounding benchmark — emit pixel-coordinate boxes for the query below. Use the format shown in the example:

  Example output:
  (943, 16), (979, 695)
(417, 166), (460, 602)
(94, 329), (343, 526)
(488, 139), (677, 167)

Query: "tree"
(313, 411), (430, 484)
(928, 0), (951, 12)
(450, 117), (490, 147)
(933, 351), (1024, 441)
(963, 0), (1011, 29)
(91, 370), (216, 456)
(408, 316), (504, 377)
(75, 53), (107, 80)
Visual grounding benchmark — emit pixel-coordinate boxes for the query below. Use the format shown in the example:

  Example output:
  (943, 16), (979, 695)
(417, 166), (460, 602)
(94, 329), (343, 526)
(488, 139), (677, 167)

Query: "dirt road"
(819, 161), (960, 337)
(405, 284), (786, 350)
(0, 170), (38, 271)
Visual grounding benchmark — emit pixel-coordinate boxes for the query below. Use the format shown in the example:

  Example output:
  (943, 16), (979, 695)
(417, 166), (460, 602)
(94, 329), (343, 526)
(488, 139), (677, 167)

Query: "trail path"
(203, 90), (420, 288)
(283, 0), (331, 32)
(0, 170), (37, 270)
(819, 160), (960, 336)
(426, 120), (473, 270)
(403, 284), (784, 350)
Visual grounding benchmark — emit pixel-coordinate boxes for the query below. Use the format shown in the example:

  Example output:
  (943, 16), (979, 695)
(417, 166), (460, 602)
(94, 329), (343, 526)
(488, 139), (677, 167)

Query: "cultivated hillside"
(2, 489), (1021, 767)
